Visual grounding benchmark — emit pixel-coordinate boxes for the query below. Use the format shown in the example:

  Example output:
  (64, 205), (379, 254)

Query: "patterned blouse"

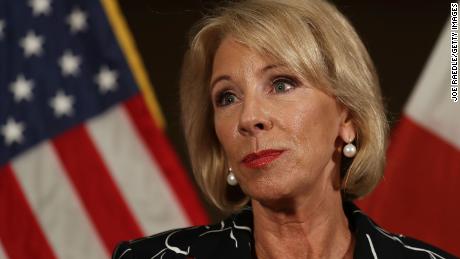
(112, 202), (456, 259)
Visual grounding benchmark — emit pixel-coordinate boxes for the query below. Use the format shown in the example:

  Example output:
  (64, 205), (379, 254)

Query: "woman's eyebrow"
(261, 64), (281, 73)
(210, 63), (286, 90)
(210, 75), (231, 90)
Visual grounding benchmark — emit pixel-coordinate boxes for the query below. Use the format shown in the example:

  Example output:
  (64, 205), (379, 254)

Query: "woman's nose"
(237, 98), (273, 136)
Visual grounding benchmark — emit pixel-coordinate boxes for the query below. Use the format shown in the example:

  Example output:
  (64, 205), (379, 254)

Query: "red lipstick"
(241, 149), (284, 169)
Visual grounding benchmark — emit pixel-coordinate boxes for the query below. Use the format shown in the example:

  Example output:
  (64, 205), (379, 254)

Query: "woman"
(113, 0), (456, 258)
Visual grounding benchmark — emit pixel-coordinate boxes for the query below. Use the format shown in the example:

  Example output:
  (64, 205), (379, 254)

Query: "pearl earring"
(343, 138), (357, 158)
(227, 167), (238, 186)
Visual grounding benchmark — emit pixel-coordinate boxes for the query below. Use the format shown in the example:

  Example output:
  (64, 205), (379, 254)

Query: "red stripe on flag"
(124, 94), (209, 225)
(52, 125), (144, 253)
(357, 115), (460, 256)
(0, 165), (57, 259)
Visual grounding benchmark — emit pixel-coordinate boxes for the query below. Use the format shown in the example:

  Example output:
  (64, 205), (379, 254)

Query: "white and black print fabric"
(112, 202), (457, 259)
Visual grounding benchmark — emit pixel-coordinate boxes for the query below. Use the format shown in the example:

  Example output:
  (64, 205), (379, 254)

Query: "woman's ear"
(338, 108), (356, 143)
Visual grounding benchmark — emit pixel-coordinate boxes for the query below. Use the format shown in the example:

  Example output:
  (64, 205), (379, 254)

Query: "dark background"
(118, 0), (451, 221)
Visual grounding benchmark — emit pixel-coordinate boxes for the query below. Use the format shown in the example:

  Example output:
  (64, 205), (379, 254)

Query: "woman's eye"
(216, 91), (237, 107)
(272, 77), (297, 93)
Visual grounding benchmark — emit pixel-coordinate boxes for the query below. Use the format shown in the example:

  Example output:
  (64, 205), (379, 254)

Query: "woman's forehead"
(212, 37), (292, 73)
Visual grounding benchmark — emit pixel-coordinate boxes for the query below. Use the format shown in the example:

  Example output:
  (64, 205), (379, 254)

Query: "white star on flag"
(20, 30), (44, 57)
(67, 7), (88, 33)
(28, 0), (52, 16)
(0, 20), (5, 39)
(58, 50), (81, 77)
(10, 74), (34, 102)
(1, 117), (25, 146)
(49, 90), (75, 117)
(95, 66), (118, 93)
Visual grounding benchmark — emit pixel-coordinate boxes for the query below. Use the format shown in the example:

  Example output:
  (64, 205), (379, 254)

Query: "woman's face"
(211, 37), (355, 204)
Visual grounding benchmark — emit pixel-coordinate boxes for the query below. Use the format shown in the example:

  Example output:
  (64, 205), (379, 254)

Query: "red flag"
(357, 20), (460, 256)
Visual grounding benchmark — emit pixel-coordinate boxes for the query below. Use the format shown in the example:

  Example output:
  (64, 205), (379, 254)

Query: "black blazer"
(112, 202), (457, 259)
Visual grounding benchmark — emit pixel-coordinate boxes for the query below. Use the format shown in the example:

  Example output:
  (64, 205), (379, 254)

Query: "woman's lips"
(241, 149), (284, 169)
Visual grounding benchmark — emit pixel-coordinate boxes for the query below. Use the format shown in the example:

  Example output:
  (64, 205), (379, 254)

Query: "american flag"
(0, 0), (208, 258)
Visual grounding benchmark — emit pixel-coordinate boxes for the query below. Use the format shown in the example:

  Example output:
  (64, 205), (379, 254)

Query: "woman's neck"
(252, 191), (354, 259)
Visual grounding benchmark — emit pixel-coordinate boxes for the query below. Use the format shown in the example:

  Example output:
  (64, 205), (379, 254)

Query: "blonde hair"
(180, 0), (389, 212)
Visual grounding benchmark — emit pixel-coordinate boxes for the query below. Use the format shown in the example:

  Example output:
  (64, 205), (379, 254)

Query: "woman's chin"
(244, 181), (300, 206)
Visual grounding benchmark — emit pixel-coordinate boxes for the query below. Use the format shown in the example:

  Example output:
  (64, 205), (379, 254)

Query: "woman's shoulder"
(346, 202), (457, 259)
(112, 207), (254, 259)
(111, 225), (209, 259)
